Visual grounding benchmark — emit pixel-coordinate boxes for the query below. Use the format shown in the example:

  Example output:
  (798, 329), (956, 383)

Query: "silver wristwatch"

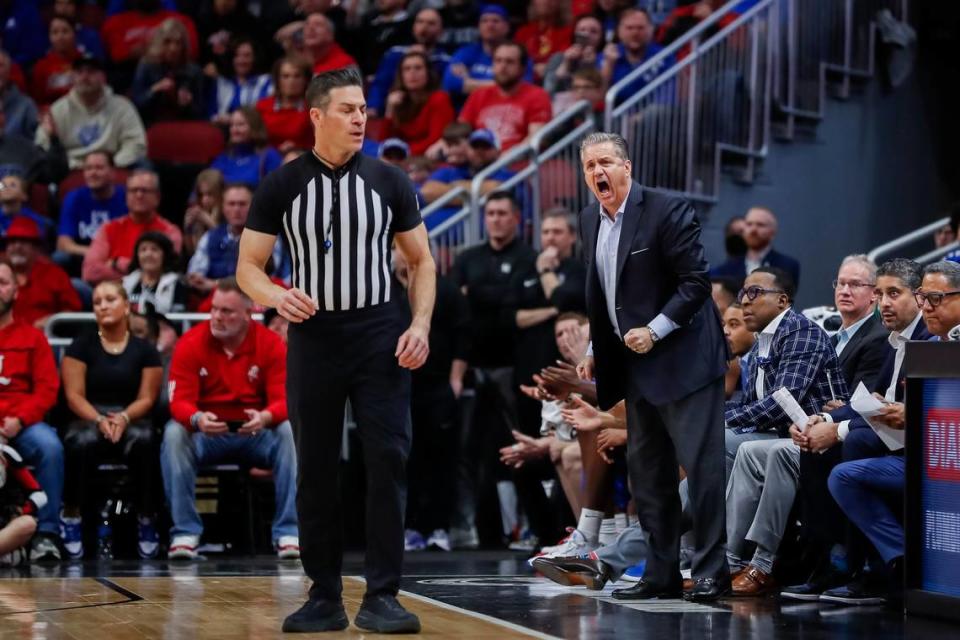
(646, 326), (660, 343)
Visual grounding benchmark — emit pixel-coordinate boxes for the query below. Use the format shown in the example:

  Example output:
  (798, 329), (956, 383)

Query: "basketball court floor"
(0, 552), (954, 638)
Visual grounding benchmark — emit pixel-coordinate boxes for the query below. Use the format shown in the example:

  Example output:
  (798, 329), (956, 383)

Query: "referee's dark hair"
(485, 190), (520, 213)
(306, 67), (364, 111)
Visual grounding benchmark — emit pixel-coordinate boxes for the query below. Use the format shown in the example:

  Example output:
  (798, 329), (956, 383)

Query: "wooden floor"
(0, 575), (543, 639)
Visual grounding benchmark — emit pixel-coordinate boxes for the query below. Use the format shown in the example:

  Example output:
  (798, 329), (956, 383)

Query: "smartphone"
(574, 33), (590, 46)
(226, 420), (244, 433)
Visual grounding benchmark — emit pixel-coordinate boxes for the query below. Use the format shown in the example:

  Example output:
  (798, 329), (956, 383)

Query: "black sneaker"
(819, 574), (886, 606)
(281, 598), (348, 633)
(354, 594), (421, 634)
(782, 566), (851, 601)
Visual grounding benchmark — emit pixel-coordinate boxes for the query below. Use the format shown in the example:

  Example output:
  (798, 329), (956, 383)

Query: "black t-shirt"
(64, 331), (162, 408)
(452, 237), (537, 368)
(246, 150), (422, 312)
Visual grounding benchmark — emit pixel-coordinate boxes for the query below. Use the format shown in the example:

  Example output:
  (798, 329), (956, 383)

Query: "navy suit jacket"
(579, 183), (728, 409)
(711, 248), (801, 289)
(725, 308), (847, 437)
(833, 313), (890, 393)
(829, 317), (933, 429)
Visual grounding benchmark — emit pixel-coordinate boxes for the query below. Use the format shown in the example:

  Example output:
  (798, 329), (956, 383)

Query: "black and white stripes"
(248, 151), (421, 314)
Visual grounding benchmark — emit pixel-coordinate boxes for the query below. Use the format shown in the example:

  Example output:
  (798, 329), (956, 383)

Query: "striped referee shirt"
(245, 151), (422, 312)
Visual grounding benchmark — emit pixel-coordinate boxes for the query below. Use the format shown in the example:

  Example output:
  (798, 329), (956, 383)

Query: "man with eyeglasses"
(81, 169), (182, 285)
(827, 260), (960, 607)
(723, 267), (847, 596)
(784, 258), (931, 604)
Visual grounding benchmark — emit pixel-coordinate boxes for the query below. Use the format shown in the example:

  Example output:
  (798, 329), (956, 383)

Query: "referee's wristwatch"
(646, 326), (660, 343)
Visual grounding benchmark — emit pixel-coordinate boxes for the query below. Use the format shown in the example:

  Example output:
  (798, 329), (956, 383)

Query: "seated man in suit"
(823, 260), (960, 606)
(784, 258), (929, 601)
(711, 207), (801, 290)
(723, 267), (847, 595)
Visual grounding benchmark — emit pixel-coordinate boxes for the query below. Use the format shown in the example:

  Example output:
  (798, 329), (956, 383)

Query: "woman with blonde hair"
(210, 106), (282, 188)
(255, 55), (313, 152)
(59, 280), (164, 560)
(183, 169), (224, 257)
(131, 18), (206, 124)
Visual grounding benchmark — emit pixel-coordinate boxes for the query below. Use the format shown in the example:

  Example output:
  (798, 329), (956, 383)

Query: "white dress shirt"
(754, 307), (791, 400)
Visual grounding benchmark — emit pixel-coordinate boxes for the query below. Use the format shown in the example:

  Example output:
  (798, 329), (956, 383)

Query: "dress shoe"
(531, 555), (610, 590)
(612, 579), (682, 600)
(782, 565), (850, 601)
(683, 577), (732, 602)
(731, 566), (778, 597)
(354, 594), (421, 634)
(282, 599), (349, 633)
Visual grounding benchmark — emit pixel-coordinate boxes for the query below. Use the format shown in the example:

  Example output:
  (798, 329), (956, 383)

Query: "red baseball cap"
(4, 216), (42, 242)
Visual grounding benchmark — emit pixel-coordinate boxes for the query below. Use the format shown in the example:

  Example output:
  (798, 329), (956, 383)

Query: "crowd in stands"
(0, 0), (958, 613)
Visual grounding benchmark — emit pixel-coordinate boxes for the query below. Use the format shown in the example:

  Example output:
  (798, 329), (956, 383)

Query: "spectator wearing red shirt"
(255, 55), (313, 153)
(0, 259), (63, 561)
(100, 3), (198, 65)
(384, 51), (455, 156)
(162, 278), (298, 561)
(29, 17), (82, 107)
(5, 217), (82, 328)
(302, 12), (357, 76)
(514, 0), (573, 82)
(82, 169), (183, 284)
(459, 43), (552, 152)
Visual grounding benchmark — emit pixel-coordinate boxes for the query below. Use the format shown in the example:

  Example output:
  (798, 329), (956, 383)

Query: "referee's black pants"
(287, 302), (412, 602)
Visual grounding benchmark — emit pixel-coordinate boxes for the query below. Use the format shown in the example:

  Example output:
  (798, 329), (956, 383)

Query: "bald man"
(711, 207), (801, 289)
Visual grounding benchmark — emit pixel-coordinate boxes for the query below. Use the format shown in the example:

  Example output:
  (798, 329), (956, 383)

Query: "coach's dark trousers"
(287, 302), (412, 603)
(598, 375), (728, 586)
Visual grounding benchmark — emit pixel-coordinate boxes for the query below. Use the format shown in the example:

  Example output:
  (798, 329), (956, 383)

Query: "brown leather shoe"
(731, 566), (777, 597)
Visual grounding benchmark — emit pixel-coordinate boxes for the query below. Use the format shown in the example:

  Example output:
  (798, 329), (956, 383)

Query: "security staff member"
(237, 68), (436, 635)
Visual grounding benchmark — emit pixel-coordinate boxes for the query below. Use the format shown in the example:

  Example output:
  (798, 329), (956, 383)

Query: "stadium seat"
(146, 122), (226, 165)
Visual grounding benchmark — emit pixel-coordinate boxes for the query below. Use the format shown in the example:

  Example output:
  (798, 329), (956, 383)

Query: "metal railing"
(424, 100), (597, 270)
(776, 0), (909, 138)
(867, 216), (952, 265)
(605, 0), (776, 202)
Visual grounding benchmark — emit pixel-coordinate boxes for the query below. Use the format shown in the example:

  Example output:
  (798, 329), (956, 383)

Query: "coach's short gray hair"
(839, 254), (877, 282)
(580, 132), (629, 162)
(924, 260), (960, 289)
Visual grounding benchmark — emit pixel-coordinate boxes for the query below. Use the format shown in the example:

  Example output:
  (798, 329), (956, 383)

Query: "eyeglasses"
(737, 286), (785, 301)
(832, 280), (875, 291)
(914, 289), (960, 308)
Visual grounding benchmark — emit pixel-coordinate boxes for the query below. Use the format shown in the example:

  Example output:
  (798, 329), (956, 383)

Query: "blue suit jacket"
(829, 317), (933, 430)
(580, 184), (728, 409)
(725, 308), (847, 437)
(710, 248), (801, 290)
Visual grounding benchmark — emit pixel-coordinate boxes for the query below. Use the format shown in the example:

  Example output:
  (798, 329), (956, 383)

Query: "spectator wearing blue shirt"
(420, 127), (513, 231)
(210, 107), (282, 190)
(187, 183), (289, 294)
(442, 5), (521, 108)
(368, 8), (451, 117)
(55, 151), (127, 273)
(106, 0), (177, 17)
(208, 38), (272, 125)
(599, 8), (674, 106)
(53, 0), (107, 61)
(0, 0), (48, 66)
(0, 174), (55, 247)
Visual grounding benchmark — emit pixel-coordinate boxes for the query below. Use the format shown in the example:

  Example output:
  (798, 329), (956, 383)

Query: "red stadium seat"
(146, 121), (225, 165)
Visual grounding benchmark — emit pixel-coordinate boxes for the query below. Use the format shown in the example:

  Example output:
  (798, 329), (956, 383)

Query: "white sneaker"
(29, 536), (61, 563)
(168, 535), (200, 560)
(426, 529), (451, 552)
(528, 528), (598, 566)
(276, 536), (300, 560)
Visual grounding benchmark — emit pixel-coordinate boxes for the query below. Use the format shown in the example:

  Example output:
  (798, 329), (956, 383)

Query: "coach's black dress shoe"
(282, 598), (349, 632)
(683, 577), (732, 602)
(611, 578), (683, 600)
(532, 556), (610, 590)
(611, 579), (683, 600)
(354, 594), (421, 634)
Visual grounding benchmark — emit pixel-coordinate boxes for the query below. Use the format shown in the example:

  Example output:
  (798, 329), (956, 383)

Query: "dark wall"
(700, 56), (953, 309)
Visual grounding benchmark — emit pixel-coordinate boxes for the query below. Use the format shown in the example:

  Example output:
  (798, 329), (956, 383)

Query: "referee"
(238, 68), (436, 634)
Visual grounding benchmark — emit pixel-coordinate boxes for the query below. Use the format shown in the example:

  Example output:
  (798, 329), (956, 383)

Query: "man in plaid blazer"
(722, 267), (848, 596)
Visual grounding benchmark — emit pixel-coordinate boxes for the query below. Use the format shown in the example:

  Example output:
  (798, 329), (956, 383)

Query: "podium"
(904, 341), (960, 622)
